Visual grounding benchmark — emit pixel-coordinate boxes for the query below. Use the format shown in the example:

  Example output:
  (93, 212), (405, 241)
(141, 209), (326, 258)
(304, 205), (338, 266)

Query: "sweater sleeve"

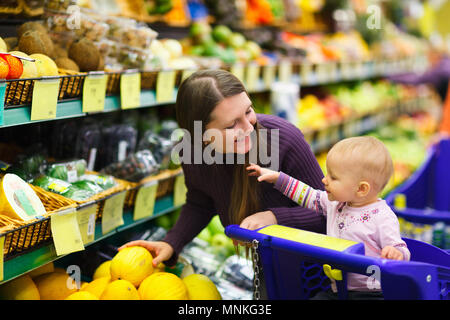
(377, 211), (411, 261)
(162, 165), (216, 266)
(275, 171), (328, 216)
(267, 126), (327, 234)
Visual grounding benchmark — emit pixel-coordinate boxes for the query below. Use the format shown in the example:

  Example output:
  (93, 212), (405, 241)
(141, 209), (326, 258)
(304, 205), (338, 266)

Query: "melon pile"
(0, 246), (222, 300)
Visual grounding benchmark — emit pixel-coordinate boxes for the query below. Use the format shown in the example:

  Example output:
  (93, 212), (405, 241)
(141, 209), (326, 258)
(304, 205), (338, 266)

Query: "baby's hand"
(246, 163), (280, 184)
(381, 246), (404, 261)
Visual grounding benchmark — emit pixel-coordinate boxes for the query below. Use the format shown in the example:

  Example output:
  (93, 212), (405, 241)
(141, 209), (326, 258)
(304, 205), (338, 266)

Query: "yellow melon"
(80, 281), (89, 290)
(93, 260), (111, 280)
(100, 280), (140, 300)
(110, 247), (153, 287)
(27, 262), (54, 279)
(81, 276), (110, 298)
(138, 272), (188, 300)
(65, 291), (99, 300)
(0, 275), (40, 300)
(54, 267), (67, 274)
(8, 51), (38, 78)
(33, 272), (78, 300)
(182, 274), (222, 300)
(29, 53), (58, 76)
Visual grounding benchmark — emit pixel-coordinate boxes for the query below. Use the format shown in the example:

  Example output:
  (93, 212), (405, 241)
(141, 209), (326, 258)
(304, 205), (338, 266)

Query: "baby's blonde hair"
(327, 136), (394, 193)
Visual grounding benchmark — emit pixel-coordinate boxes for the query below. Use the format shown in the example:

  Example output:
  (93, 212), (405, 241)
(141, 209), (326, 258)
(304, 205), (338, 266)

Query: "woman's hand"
(240, 210), (277, 230)
(118, 240), (174, 267)
(246, 163), (280, 184)
(381, 246), (404, 261)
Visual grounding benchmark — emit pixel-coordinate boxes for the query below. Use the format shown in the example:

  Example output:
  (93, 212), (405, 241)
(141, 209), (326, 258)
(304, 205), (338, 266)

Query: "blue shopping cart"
(385, 138), (450, 249)
(225, 224), (450, 300)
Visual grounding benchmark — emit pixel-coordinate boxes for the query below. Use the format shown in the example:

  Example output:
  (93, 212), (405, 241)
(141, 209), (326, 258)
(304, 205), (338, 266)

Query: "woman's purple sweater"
(162, 113), (326, 265)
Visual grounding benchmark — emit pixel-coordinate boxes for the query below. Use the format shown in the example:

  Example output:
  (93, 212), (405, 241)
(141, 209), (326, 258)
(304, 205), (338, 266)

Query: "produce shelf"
(0, 88), (178, 128)
(0, 194), (181, 285)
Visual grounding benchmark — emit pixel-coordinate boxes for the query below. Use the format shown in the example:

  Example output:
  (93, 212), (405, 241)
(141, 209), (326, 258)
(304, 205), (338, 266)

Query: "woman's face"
(205, 92), (257, 154)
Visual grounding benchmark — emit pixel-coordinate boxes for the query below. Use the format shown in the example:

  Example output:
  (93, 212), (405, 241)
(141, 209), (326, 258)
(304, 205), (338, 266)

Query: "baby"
(247, 136), (410, 298)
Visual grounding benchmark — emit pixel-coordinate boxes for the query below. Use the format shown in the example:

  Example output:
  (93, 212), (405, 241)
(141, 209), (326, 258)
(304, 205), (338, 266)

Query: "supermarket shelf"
(0, 89), (178, 128)
(0, 194), (181, 285)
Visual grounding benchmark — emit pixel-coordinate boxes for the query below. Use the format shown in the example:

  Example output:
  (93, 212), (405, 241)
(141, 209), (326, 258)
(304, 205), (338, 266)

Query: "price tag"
(279, 60), (292, 83)
(102, 191), (126, 235)
(263, 64), (276, 89)
(316, 64), (328, 83)
(133, 180), (158, 221)
(230, 64), (245, 83)
(120, 72), (141, 109)
(245, 63), (260, 91)
(0, 236), (4, 282)
(31, 77), (60, 121)
(156, 70), (176, 103)
(50, 207), (85, 256)
(82, 73), (107, 113)
(181, 69), (196, 84)
(76, 203), (98, 245)
(0, 81), (6, 126)
(173, 174), (187, 207)
(329, 62), (338, 81)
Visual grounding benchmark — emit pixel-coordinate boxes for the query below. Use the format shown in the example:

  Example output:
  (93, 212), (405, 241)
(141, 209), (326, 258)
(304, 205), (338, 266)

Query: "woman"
(119, 69), (325, 272)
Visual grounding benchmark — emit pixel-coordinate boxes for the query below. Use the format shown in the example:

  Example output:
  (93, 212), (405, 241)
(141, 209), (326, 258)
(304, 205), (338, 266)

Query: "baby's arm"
(378, 211), (411, 261)
(247, 163), (328, 215)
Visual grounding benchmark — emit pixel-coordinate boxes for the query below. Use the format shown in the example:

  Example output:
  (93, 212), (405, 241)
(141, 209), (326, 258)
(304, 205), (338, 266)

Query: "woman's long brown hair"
(175, 70), (266, 231)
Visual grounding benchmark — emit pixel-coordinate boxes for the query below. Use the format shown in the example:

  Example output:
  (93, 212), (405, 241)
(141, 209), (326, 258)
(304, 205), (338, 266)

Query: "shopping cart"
(225, 224), (450, 300)
(385, 138), (450, 249)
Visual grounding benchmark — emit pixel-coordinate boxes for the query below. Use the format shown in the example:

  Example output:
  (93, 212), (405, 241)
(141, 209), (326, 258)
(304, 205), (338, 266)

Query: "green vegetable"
(48, 165), (68, 181)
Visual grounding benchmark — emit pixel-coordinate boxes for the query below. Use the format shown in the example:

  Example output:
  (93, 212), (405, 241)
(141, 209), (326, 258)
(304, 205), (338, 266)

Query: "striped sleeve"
(274, 171), (327, 215)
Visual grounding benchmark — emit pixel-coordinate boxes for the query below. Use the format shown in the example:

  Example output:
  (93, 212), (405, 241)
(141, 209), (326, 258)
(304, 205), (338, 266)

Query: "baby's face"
(322, 157), (360, 203)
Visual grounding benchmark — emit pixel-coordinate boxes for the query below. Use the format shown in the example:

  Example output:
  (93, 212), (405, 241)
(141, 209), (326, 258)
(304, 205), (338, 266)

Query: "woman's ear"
(357, 181), (371, 197)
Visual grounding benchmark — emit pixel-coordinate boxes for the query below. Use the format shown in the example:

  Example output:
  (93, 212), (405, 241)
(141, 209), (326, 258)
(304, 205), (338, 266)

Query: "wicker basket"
(58, 69), (87, 101)
(4, 78), (36, 107)
(0, 184), (78, 259)
(105, 72), (122, 95)
(141, 70), (159, 90)
(124, 168), (182, 210)
(71, 171), (132, 221)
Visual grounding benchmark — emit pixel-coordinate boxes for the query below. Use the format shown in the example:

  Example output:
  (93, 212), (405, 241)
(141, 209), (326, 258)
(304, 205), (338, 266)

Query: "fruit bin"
(226, 224), (450, 300)
(385, 138), (450, 249)
(0, 184), (77, 260)
(124, 168), (182, 210)
(3, 72), (88, 108)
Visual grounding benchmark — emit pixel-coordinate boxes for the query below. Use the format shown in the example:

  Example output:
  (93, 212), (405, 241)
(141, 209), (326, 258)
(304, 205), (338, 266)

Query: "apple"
(197, 228), (212, 243)
(155, 214), (172, 230)
(207, 215), (224, 235)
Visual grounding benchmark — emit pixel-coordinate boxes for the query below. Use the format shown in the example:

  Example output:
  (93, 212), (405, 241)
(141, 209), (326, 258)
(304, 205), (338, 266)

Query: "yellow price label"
(301, 63), (313, 84)
(263, 64), (276, 89)
(231, 64), (245, 83)
(0, 236), (4, 282)
(83, 74), (107, 113)
(133, 181), (158, 221)
(245, 63), (260, 91)
(120, 72), (141, 109)
(279, 60), (292, 83)
(181, 69), (196, 84)
(31, 78), (60, 121)
(102, 191), (126, 235)
(394, 194), (407, 210)
(156, 70), (176, 103)
(76, 203), (98, 245)
(173, 174), (187, 207)
(50, 207), (85, 256)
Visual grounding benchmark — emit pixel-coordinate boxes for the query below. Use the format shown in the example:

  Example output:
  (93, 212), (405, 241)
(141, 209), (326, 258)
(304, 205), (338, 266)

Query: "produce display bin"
(385, 139), (450, 248)
(0, 184), (77, 259)
(124, 168), (181, 210)
(225, 224), (450, 300)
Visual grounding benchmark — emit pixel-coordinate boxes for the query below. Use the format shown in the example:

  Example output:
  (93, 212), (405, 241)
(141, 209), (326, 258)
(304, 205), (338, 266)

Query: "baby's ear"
(357, 181), (371, 197)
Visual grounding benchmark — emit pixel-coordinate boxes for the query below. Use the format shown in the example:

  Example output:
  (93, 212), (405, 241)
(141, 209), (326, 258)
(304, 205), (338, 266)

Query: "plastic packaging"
(101, 150), (159, 182)
(137, 131), (175, 170)
(78, 173), (117, 191)
(46, 159), (87, 183)
(99, 124), (138, 169)
(32, 175), (94, 201)
(75, 122), (102, 171)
